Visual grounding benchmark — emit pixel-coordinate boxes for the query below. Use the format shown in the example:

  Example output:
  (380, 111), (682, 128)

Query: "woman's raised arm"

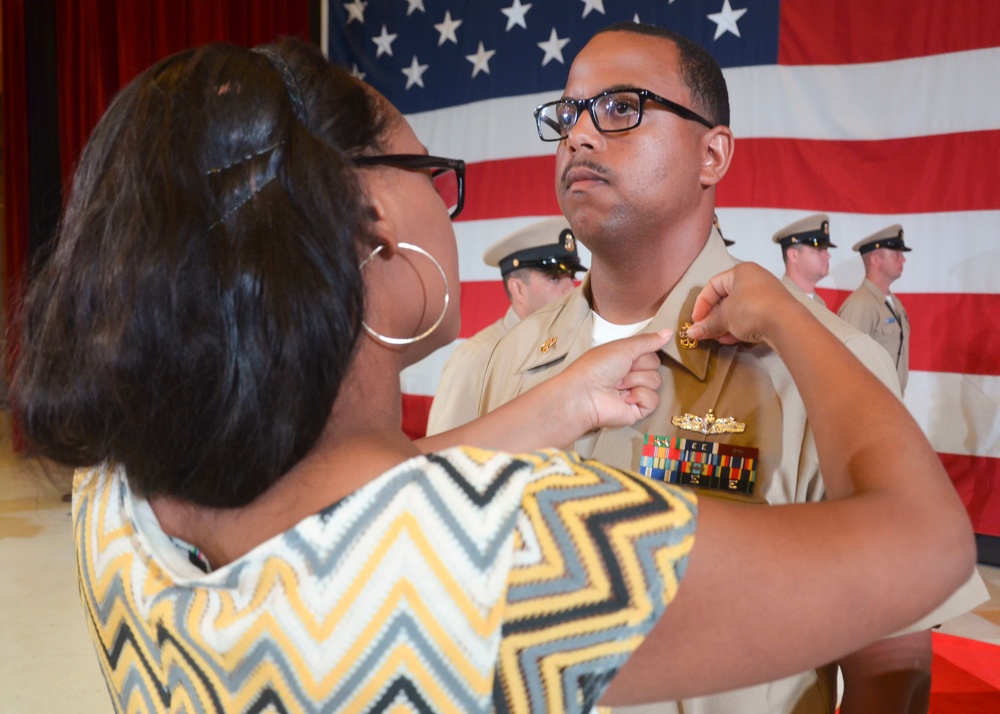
(602, 263), (975, 704)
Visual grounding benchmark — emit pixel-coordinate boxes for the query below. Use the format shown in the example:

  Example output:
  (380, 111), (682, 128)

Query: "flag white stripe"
(454, 210), (1000, 295)
(716, 208), (1000, 295)
(402, 345), (456, 398)
(407, 47), (1000, 163)
(727, 48), (1000, 140)
(905, 371), (1000, 459)
(404, 353), (1000, 462)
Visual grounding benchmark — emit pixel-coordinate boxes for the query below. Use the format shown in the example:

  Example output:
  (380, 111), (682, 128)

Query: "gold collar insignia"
(678, 322), (698, 350)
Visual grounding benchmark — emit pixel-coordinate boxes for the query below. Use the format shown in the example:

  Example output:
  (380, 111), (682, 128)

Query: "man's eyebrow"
(603, 84), (641, 93)
(560, 84), (641, 99)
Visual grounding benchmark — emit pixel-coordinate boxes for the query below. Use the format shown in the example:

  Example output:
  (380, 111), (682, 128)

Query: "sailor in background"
(773, 213), (836, 308)
(425, 217), (586, 434)
(838, 225), (912, 393)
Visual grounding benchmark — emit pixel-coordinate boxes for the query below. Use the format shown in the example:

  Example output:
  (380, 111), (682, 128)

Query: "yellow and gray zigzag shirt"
(74, 446), (697, 713)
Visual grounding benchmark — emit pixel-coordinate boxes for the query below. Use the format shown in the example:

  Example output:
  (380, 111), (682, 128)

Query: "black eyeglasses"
(533, 88), (714, 142)
(355, 154), (466, 219)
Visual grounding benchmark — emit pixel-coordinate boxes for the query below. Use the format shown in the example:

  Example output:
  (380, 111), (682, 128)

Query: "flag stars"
(402, 56), (429, 89)
(405, 0), (425, 16)
(343, 0), (366, 25)
(372, 25), (398, 58)
(707, 0), (748, 40)
(434, 11), (462, 46)
(466, 42), (496, 78)
(537, 28), (570, 66)
(501, 0), (532, 31)
(580, 0), (605, 19)
(350, 63), (366, 81)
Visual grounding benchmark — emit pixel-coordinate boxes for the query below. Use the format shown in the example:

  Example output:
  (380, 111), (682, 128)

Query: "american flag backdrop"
(322, 0), (1000, 538)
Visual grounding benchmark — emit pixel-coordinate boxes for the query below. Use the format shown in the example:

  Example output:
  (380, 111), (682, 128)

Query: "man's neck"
(867, 274), (892, 296)
(787, 272), (818, 295)
(585, 220), (710, 324)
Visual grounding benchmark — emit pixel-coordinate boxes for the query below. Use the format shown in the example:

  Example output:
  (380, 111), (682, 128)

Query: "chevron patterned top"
(73, 446), (697, 713)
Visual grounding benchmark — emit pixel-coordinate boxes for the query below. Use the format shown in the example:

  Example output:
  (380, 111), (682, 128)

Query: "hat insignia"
(671, 409), (746, 435)
(561, 229), (575, 253)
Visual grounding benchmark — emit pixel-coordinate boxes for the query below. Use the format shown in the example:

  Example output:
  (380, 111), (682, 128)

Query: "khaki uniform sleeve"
(426, 343), (487, 435)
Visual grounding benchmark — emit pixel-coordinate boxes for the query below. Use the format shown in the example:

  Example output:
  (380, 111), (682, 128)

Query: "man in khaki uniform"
(838, 225), (911, 394)
(436, 22), (984, 714)
(774, 214), (836, 308)
(791, 220), (938, 712)
(425, 217), (584, 434)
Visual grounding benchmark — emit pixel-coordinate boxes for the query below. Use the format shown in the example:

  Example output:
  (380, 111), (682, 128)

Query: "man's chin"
(560, 201), (610, 236)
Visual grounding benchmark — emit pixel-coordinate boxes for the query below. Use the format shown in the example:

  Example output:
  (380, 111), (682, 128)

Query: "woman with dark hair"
(11, 38), (973, 713)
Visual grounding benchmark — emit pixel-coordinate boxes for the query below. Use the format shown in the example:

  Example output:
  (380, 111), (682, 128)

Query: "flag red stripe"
(939, 452), (1000, 537)
(819, 290), (1000, 376)
(779, 0), (1000, 65)
(401, 393), (433, 441)
(460, 156), (560, 221)
(457, 281), (510, 339)
(720, 132), (1000, 215)
(459, 131), (1000, 222)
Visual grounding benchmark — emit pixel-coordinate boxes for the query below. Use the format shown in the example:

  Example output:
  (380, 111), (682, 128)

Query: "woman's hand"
(562, 329), (671, 431)
(686, 263), (805, 348)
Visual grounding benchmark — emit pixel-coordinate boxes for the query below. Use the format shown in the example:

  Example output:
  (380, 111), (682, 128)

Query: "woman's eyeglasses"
(355, 154), (466, 219)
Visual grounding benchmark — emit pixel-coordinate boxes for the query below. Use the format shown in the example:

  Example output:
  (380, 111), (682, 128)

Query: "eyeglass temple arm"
(538, 113), (564, 135)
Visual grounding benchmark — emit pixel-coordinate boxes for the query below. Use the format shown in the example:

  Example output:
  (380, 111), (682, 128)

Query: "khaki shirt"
(460, 231), (984, 714)
(783, 274), (828, 309)
(426, 306), (520, 435)
(838, 278), (910, 393)
(477, 233), (900, 507)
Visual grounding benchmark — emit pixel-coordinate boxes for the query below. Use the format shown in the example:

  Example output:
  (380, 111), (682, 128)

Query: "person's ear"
(508, 274), (528, 304)
(365, 195), (400, 256)
(700, 125), (734, 187)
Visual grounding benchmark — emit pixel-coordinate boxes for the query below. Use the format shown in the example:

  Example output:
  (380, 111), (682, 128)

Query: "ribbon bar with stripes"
(639, 434), (758, 495)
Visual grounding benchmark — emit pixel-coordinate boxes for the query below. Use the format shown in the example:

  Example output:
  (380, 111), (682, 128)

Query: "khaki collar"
(861, 278), (888, 300)
(514, 227), (735, 382)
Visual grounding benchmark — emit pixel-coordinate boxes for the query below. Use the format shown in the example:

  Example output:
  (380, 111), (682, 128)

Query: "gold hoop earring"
(359, 242), (450, 346)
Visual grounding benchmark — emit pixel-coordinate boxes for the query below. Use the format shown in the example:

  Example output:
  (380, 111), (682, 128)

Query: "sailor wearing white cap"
(426, 217), (586, 434)
(838, 224), (911, 393)
(772, 214), (836, 308)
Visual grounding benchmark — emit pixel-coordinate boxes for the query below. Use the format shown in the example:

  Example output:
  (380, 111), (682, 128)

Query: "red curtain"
(55, 0), (311, 185)
(2, 0), (310, 442)
(2, 0), (31, 328)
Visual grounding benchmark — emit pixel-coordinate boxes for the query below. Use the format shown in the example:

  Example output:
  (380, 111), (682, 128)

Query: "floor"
(1, 412), (998, 713)
(0, 414), (108, 712)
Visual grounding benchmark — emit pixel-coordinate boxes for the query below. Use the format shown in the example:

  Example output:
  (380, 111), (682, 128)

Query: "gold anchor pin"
(678, 322), (698, 350)
(540, 337), (558, 354)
